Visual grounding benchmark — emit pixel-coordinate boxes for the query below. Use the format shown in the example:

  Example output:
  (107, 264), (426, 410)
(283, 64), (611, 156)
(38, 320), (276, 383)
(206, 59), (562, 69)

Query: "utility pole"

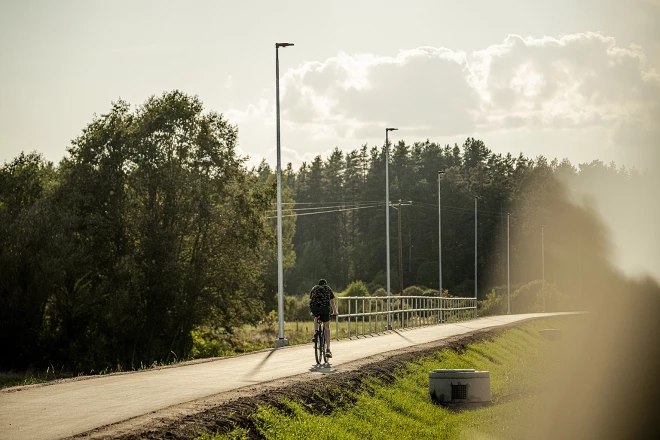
(391, 200), (412, 294)
(408, 229), (412, 274)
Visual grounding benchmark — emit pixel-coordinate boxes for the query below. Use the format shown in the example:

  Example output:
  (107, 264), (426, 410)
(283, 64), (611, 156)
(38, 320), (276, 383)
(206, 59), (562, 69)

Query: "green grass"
(191, 314), (444, 358)
(0, 371), (49, 388)
(200, 316), (581, 440)
(0, 366), (77, 388)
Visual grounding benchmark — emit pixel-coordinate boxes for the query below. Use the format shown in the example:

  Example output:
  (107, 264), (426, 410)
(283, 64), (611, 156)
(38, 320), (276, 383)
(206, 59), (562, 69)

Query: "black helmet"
(318, 279), (327, 285)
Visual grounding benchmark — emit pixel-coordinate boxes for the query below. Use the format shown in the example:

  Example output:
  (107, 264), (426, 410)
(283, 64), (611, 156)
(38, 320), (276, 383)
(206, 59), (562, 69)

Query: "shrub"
(478, 289), (507, 316)
(284, 295), (310, 321)
(423, 288), (440, 297)
(259, 310), (279, 335)
(478, 280), (572, 316)
(510, 280), (545, 313)
(541, 282), (571, 312)
(341, 280), (370, 297)
(190, 328), (234, 358)
(403, 285), (424, 296)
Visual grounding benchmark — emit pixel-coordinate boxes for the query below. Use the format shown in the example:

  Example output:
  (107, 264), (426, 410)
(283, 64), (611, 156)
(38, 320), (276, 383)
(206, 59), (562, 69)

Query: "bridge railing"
(333, 295), (477, 340)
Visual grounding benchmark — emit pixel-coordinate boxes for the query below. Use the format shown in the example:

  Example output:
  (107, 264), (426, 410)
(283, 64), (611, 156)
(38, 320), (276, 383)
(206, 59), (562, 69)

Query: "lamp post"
(385, 127), (397, 330)
(507, 212), (510, 314)
(541, 224), (546, 312)
(275, 42), (293, 348)
(579, 236), (583, 307)
(438, 171), (444, 296)
(474, 196), (478, 317)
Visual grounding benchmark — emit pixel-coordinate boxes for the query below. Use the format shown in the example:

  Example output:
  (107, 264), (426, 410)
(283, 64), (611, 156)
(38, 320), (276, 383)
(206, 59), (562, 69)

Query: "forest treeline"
(0, 91), (648, 371)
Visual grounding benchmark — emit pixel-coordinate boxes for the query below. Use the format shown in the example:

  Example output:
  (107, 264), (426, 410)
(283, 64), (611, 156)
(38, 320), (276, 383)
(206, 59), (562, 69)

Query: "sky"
(1, 0), (659, 278)
(1, 0), (658, 171)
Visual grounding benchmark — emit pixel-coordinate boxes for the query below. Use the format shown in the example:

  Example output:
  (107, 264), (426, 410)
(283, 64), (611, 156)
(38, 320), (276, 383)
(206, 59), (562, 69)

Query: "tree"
(0, 91), (275, 371)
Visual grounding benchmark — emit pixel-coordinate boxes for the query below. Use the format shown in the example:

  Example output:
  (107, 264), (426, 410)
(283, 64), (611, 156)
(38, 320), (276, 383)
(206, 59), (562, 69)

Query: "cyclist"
(309, 279), (338, 358)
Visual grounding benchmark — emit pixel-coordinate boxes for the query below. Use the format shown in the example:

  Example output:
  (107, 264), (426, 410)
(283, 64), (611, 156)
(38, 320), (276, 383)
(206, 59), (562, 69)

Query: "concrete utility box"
(429, 369), (491, 406)
(539, 328), (562, 341)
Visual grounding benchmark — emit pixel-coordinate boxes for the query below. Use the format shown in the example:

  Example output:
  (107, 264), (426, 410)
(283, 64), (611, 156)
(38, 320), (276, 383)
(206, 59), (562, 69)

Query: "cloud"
(225, 98), (269, 125)
(476, 33), (658, 132)
(280, 48), (478, 138)
(226, 32), (659, 170)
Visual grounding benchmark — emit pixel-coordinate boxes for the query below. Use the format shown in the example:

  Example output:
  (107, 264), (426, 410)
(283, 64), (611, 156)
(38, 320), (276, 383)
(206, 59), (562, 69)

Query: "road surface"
(0, 313), (565, 440)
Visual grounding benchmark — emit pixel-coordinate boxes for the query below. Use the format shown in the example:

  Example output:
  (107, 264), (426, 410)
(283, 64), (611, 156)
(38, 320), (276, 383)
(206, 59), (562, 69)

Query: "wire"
(274, 200), (382, 206)
(267, 198), (507, 219)
(411, 202), (506, 217)
(268, 201), (381, 214)
(411, 201), (505, 216)
(266, 204), (381, 219)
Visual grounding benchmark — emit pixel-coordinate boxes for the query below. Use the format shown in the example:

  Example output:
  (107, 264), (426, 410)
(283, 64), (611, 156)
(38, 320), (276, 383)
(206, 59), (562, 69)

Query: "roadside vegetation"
(1, 278), (570, 388)
(199, 316), (579, 440)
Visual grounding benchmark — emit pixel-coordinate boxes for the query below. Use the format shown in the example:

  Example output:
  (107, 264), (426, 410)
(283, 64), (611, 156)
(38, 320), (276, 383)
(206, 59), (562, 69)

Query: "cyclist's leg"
(310, 307), (321, 340)
(323, 320), (331, 350)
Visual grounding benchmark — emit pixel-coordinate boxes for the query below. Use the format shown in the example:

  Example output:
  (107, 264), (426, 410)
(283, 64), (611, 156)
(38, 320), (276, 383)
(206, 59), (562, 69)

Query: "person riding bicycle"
(309, 279), (338, 358)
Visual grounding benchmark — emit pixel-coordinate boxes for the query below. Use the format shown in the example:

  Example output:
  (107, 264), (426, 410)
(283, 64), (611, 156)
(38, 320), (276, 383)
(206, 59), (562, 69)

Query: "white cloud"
(227, 32), (660, 170)
(225, 98), (269, 125)
(476, 33), (658, 135)
(280, 47), (477, 136)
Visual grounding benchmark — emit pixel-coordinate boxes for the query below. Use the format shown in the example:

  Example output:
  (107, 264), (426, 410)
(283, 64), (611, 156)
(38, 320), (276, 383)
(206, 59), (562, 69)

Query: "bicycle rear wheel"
(314, 329), (324, 364)
(322, 337), (328, 364)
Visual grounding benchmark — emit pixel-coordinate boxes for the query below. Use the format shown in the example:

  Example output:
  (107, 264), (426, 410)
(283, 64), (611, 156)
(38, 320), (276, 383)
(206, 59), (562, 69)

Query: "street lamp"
(507, 212), (511, 314)
(275, 42), (293, 348)
(541, 224), (547, 312)
(438, 170), (445, 296)
(474, 196), (479, 316)
(385, 127), (397, 330)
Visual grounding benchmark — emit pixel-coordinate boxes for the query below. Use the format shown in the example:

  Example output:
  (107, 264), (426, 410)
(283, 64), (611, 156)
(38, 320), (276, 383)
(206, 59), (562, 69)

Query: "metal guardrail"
(334, 295), (477, 340)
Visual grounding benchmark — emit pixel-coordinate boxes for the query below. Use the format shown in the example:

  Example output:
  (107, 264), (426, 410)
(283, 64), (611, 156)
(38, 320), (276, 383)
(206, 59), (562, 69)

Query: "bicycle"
(313, 313), (335, 365)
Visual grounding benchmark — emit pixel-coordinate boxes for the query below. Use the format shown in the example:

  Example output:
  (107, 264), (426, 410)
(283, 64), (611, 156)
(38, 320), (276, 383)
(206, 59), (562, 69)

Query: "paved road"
(0, 313), (563, 440)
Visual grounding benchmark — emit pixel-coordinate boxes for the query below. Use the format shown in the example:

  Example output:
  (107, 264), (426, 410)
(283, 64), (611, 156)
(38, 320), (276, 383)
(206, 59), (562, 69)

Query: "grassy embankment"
(199, 315), (580, 440)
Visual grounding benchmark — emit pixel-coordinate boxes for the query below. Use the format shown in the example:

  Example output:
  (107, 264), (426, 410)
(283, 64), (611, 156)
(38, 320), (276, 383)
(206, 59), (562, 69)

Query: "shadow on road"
(243, 348), (279, 379)
(309, 364), (337, 374)
(391, 329), (415, 344)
